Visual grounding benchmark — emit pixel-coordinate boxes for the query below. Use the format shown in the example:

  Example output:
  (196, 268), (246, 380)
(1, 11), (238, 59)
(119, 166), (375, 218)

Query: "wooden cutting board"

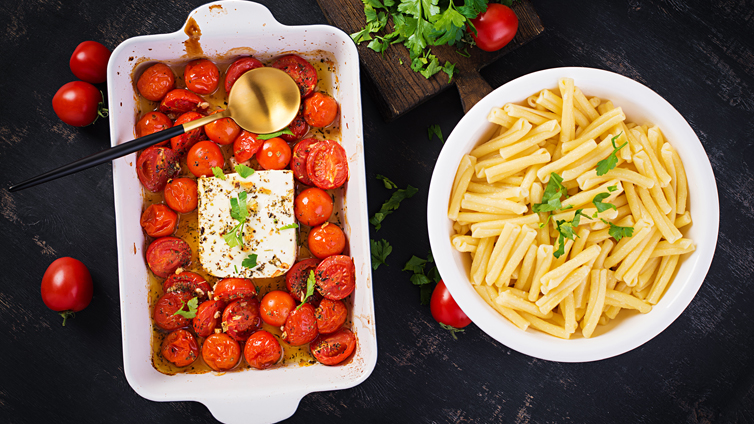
(317, 0), (544, 121)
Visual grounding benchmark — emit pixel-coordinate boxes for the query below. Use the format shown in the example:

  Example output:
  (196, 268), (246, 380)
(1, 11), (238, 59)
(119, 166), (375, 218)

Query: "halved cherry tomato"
(244, 330), (282, 370)
(233, 130), (263, 163)
(256, 137), (291, 170)
(259, 290), (296, 327)
(163, 271), (211, 302)
(430, 280), (472, 329)
(52, 81), (106, 127)
(286, 258), (320, 303)
(291, 138), (317, 186)
(315, 255), (355, 301)
(224, 56), (264, 93)
(135, 112), (173, 143)
(160, 89), (206, 114)
(170, 111), (206, 157)
(303, 92), (338, 128)
(137, 63), (175, 101)
(310, 328), (356, 365)
(222, 299), (261, 342)
(146, 236), (192, 279)
(280, 111), (309, 143)
(136, 146), (180, 193)
(140, 204), (178, 238)
(192, 299), (225, 338)
(308, 222), (346, 259)
(153, 291), (192, 330)
(282, 302), (318, 346)
(164, 178), (198, 213)
(184, 59), (220, 95)
(315, 298), (347, 334)
(213, 278), (257, 304)
(161, 329), (198, 367)
(202, 333), (241, 372)
(306, 140), (348, 190)
(69, 41), (111, 84)
(271, 54), (318, 97)
(187, 140), (224, 177)
(204, 109), (241, 145)
(294, 187), (333, 227)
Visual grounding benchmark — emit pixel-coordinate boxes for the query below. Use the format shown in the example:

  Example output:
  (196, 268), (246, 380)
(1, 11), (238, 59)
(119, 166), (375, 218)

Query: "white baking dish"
(107, 2), (377, 422)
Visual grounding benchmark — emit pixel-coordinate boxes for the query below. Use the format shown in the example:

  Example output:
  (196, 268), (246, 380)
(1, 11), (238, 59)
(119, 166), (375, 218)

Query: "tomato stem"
(92, 90), (109, 125)
(58, 310), (76, 326)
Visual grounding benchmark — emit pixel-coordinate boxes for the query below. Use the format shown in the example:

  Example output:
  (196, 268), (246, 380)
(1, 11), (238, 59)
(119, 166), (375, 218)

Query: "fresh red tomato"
(282, 303), (318, 346)
(285, 258), (321, 304)
(233, 130), (263, 163)
(259, 290), (296, 327)
(213, 278), (257, 304)
(430, 280), (472, 329)
(137, 63), (175, 101)
(271, 54), (318, 97)
(164, 178), (198, 213)
(161, 329), (199, 367)
(308, 223), (346, 259)
(306, 140), (348, 190)
(224, 56), (264, 93)
(192, 299), (225, 338)
(315, 298), (347, 334)
(69, 41), (111, 84)
(244, 330), (282, 370)
(146, 236), (192, 279)
(135, 112), (173, 142)
(256, 137), (291, 170)
(303, 92), (338, 128)
(310, 328), (356, 366)
(163, 271), (211, 302)
(202, 333), (241, 371)
(204, 109), (241, 145)
(315, 255), (355, 301)
(295, 187), (333, 227)
(290, 138), (317, 185)
(469, 3), (519, 52)
(140, 204), (178, 238)
(52, 81), (106, 127)
(187, 140), (224, 177)
(40, 257), (93, 325)
(153, 291), (192, 331)
(136, 146), (180, 193)
(160, 89), (206, 114)
(184, 59), (220, 94)
(170, 111), (207, 157)
(280, 111), (309, 142)
(222, 299), (261, 342)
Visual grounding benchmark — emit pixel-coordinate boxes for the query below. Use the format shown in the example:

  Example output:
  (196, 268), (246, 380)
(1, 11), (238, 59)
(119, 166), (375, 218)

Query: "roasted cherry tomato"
(224, 56), (264, 93)
(192, 299), (225, 338)
(140, 204), (178, 238)
(303, 92), (338, 128)
(187, 140), (224, 177)
(308, 223), (346, 259)
(256, 137), (291, 170)
(137, 63), (175, 101)
(41, 257), (93, 325)
(164, 178), (198, 214)
(184, 59), (220, 94)
(282, 303), (318, 346)
(232, 130), (263, 163)
(469, 3), (518, 52)
(52, 81), (107, 127)
(294, 187), (333, 227)
(69, 41), (111, 84)
(222, 299), (262, 342)
(160, 89), (206, 114)
(163, 271), (211, 302)
(259, 290), (296, 327)
(430, 280), (472, 329)
(204, 109), (241, 145)
(213, 278), (257, 304)
(290, 138), (317, 186)
(271, 54), (318, 97)
(280, 111), (309, 143)
(161, 329), (199, 367)
(315, 298), (347, 334)
(170, 111), (206, 157)
(153, 291), (192, 331)
(244, 330), (282, 370)
(306, 140), (348, 190)
(285, 258), (321, 303)
(146, 236), (192, 279)
(315, 255), (355, 301)
(136, 146), (180, 193)
(135, 112), (173, 143)
(202, 333), (241, 372)
(310, 328), (356, 366)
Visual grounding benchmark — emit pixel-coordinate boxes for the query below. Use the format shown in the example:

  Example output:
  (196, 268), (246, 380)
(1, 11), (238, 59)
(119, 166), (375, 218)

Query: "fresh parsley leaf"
(242, 254), (258, 269)
(428, 124), (444, 143)
(296, 271), (317, 310)
(596, 132), (626, 176)
(404, 253), (439, 305)
(371, 239), (392, 270)
(593, 192), (617, 213)
(223, 222), (244, 248)
(368, 36), (390, 54)
(403, 255), (428, 273)
(172, 297), (199, 319)
(442, 61), (456, 82)
(427, 265), (441, 284)
(532, 173), (570, 213)
(351, 27), (373, 43)
(257, 128), (294, 140)
(224, 192), (248, 248)
(212, 166), (226, 180)
(552, 209), (587, 258)
(235, 164), (254, 178)
(370, 184), (419, 230)
(410, 273), (432, 286)
(278, 223), (299, 231)
(607, 184), (618, 193)
(600, 219), (634, 242)
(376, 174), (398, 189)
(440, 322), (465, 340)
(553, 233), (567, 259)
(420, 284), (434, 305)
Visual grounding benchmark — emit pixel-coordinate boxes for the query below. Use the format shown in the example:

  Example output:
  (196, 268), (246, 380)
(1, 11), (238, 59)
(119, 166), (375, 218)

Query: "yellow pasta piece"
(451, 235), (478, 253)
(582, 269), (607, 338)
(475, 285), (530, 331)
(497, 227), (537, 287)
(448, 155), (477, 221)
(604, 290), (652, 313)
(636, 186), (682, 243)
(520, 312), (571, 339)
(559, 78), (576, 143)
(504, 103), (560, 125)
(674, 211), (692, 228)
(536, 266), (590, 314)
(576, 167), (654, 190)
(470, 237), (495, 285)
(650, 239), (695, 258)
(514, 243), (539, 291)
(470, 118), (532, 158)
(562, 108), (626, 153)
(536, 139), (598, 183)
(496, 290), (553, 319)
(486, 149), (551, 183)
(499, 121), (560, 159)
(528, 244), (554, 301)
(485, 224), (521, 285)
(647, 254), (680, 304)
(487, 107), (517, 128)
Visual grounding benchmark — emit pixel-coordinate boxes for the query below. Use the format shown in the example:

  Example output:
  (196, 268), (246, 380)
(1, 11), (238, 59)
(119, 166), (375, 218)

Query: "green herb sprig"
(296, 271), (317, 310)
(370, 239), (392, 270)
(223, 191), (248, 248)
(596, 132), (626, 176)
(172, 297), (199, 319)
(370, 183), (418, 230)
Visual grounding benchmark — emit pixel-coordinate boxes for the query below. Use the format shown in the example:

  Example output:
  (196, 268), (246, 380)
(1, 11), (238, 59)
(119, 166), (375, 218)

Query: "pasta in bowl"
(427, 68), (718, 362)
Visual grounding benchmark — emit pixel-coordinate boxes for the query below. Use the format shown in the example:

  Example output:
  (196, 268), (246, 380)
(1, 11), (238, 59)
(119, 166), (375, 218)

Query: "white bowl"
(427, 67), (719, 363)
(108, 1), (377, 422)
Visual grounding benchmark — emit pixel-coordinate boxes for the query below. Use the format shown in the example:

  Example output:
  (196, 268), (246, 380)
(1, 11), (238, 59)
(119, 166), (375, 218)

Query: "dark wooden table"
(1, 1), (752, 423)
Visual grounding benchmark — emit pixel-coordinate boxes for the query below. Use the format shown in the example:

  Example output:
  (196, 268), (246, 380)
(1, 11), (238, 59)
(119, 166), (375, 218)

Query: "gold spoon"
(9, 67), (301, 192)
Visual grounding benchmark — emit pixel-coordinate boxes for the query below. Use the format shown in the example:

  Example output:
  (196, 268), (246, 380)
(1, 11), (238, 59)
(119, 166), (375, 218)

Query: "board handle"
(455, 71), (493, 113)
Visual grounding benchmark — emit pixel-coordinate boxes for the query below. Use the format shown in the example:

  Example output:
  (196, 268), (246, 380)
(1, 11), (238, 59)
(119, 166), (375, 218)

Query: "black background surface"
(1, 0), (753, 423)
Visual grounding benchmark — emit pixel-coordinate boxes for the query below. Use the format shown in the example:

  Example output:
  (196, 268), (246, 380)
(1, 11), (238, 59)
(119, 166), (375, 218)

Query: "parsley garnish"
(591, 188), (634, 241)
(403, 253), (441, 305)
(235, 164), (254, 178)
(370, 184), (419, 230)
(257, 127), (294, 140)
(376, 174), (398, 189)
(428, 124), (444, 143)
(242, 253), (257, 269)
(596, 132), (626, 176)
(222, 191), (248, 248)
(278, 223), (299, 230)
(553, 209), (588, 259)
(592, 192), (617, 213)
(172, 297), (199, 319)
(212, 166), (226, 180)
(296, 271), (316, 310)
(532, 173), (571, 213)
(370, 239), (392, 270)
(607, 222), (634, 241)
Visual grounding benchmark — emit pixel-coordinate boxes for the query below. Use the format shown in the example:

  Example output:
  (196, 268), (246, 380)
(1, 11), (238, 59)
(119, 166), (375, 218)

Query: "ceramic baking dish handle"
(205, 391), (307, 424)
(182, 0), (285, 35)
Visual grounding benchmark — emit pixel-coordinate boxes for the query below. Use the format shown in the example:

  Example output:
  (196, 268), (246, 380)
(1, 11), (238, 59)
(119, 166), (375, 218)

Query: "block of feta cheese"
(197, 170), (297, 278)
